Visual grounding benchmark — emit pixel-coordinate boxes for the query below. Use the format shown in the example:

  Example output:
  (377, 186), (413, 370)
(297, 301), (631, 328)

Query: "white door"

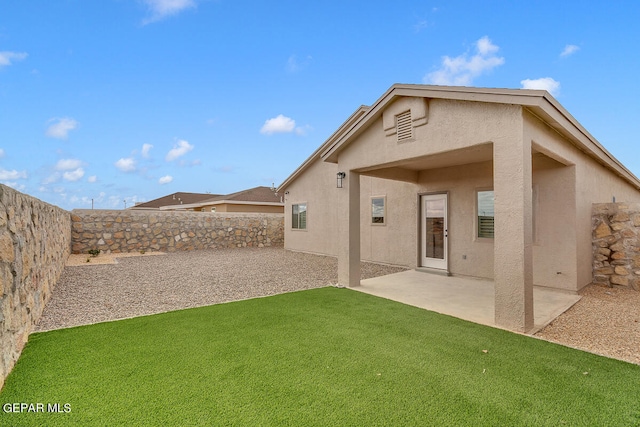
(421, 194), (448, 270)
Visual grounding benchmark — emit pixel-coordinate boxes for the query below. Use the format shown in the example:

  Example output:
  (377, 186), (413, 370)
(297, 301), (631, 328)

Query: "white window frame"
(292, 202), (307, 230)
(371, 196), (386, 225)
(476, 190), (494, 239)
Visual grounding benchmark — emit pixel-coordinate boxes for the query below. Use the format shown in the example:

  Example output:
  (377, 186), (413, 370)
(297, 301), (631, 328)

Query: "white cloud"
(0, 149), (4, 158)
(158, 175), (173, 184)
(115, 157), (136, 172)
(165, 139), (194, 161)
(0, 51), (28, 67)
(413, 19), (428, 33)
(520, 77), (560, 96)
(560, 44), (580, 57)
(55, 158), (83, 171)
(43, 173), (60, 185)
(88, 175), (97, 183)
(63, 168), (85, 182)
(141, 143), (153, 158)
(286, 54), (312, 73)
(46, 117), (78, 140)
(424, 36), (505, 86)
(0, 168), (27, 180)
(141, 0), (196, 24)
(261, 115), (296, 135)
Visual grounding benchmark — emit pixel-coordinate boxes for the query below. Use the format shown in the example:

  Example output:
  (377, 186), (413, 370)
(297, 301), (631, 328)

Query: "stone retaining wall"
(71, 210), (284, 254)
(0, 185), (71, 389)
(592, 203), (640, 290)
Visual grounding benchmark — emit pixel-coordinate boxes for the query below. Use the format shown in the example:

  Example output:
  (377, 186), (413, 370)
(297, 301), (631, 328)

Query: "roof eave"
(320, 84), (549, 163)
(318, 83), (640, 190)
(277, 105), (370, 192)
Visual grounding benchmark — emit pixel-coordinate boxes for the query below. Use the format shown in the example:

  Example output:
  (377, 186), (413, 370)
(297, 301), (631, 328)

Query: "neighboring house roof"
(131, 192), (220, 209)
(218, 186), (284, 203)
(278, 84), (640, 191)
(158, 186), (284, 210)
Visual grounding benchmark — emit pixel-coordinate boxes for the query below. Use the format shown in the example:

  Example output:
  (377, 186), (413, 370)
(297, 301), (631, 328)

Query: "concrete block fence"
(70, 210), (284, 254)
(0, 185), (71, 390)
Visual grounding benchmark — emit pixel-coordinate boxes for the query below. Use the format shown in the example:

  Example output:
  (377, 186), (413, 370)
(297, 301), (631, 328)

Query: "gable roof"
(279, 83), (640, 191)
(158, 186), (283, 210)
(213, 186), (283, 203)
(132, 192), (219, 209)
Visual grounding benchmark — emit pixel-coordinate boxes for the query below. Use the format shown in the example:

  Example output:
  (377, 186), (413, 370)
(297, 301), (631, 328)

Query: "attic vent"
(396, 110), (413, 142)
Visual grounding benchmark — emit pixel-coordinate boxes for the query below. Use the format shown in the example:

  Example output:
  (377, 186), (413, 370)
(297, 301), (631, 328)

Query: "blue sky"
(1, 0), (639, 210)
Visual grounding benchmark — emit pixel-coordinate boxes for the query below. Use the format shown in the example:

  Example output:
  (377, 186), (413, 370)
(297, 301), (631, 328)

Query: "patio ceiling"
(355, 143), (494, 183)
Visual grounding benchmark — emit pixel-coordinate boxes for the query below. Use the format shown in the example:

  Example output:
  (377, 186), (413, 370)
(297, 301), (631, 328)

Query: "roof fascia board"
(277, 105), (370, 192)
(531, 96), (640, 188)
(318, 83), (640, 188)
(320, 84), (552, 163)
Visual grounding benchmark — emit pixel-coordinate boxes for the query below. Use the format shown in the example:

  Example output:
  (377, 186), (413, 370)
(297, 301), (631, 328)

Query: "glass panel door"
(421, 194), (448, 270)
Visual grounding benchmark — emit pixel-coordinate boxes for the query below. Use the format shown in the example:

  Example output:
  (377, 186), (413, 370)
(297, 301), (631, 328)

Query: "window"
(477, 191), (494, 238)
(371, 196), (386, 225)
(292, 203), (307, 230)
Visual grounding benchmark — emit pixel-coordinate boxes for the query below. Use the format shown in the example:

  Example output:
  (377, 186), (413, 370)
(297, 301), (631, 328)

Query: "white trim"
(475, 189), (495, 240)
(420, 193), (448, 270)
(371, 195), (386, 226)
(291, 202), (308, 230)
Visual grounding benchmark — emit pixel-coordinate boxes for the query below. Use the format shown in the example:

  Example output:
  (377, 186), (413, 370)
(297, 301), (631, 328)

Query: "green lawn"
(1, 287), (639, 426)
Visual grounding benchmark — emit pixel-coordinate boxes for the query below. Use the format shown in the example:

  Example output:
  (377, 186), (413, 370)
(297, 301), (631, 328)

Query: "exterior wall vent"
(396, 110), (413, 142)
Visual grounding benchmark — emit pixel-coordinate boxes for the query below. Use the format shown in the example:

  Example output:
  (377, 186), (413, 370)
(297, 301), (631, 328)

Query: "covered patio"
(355, 270), (581, 334)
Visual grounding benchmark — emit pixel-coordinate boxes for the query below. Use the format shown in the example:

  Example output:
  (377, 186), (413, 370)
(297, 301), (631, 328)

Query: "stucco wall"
(283, 97), (640, 297)
(212, 204), (284, 214)
(284, 159), (340, 257)
(524, 110), (640, 290)
(530, 155), (577, 290)
(191, 203), (284, 213)
(359, 176), (416, 267)
(417, 161), (495, 278)
(71, 210), (283, 254)
(0, 185), (70, 389)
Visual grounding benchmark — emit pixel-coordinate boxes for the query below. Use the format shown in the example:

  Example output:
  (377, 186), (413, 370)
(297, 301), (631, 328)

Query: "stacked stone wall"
(0, 185), (71, 389)
(71, 210), (284, 254)
(592, 203), (640, 290)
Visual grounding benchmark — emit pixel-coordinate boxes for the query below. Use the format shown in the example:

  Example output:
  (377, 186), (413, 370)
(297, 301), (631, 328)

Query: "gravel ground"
(37, 248), (640, 366)
(36, 248), (407, 332)
(535, 283), (640, 365)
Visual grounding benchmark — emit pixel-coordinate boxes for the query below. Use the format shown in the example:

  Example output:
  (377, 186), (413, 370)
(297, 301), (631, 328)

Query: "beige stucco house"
(278, 84), (640, 333)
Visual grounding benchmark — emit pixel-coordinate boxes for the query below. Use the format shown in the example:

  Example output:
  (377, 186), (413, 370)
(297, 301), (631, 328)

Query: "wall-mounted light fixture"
(336, 172), (346, 188)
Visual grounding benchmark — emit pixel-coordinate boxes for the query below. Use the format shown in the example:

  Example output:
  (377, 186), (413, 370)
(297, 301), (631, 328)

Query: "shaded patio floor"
(355, 270), (581, 334)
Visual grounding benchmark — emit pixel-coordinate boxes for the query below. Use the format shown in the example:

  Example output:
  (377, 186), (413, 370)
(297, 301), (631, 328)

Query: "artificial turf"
(1, 287), (639, 426)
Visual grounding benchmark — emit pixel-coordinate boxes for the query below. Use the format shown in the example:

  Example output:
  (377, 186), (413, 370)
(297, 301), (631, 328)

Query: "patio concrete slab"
(355, 270), (581, 333)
